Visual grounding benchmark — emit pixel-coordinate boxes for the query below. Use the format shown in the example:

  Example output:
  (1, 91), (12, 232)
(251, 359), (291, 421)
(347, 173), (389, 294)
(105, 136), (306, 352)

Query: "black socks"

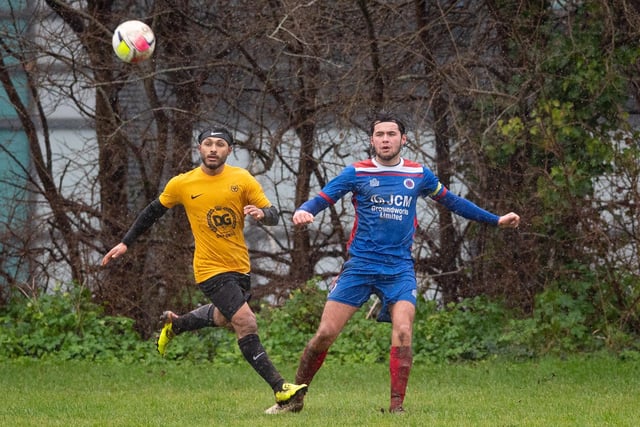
(238, 334), (284, 392)
(172, 304), (214, 334)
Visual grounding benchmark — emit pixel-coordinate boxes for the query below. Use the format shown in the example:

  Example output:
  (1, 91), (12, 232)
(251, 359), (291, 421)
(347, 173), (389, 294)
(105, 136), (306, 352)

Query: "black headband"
(197, 128), (234, 146)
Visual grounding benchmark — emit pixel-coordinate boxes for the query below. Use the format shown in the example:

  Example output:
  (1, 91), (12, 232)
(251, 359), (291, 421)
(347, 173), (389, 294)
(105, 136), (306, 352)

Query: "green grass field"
(1, 354), (637, 426)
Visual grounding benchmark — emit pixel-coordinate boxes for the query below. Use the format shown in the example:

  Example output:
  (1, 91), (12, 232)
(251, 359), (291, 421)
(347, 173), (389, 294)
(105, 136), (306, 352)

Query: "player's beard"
(201, 151), (228, 172)
(374, 144), (402, 163)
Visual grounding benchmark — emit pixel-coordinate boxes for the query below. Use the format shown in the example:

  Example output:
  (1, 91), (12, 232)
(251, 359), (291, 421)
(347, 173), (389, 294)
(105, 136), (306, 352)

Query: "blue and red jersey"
(298, 158), (499, 272)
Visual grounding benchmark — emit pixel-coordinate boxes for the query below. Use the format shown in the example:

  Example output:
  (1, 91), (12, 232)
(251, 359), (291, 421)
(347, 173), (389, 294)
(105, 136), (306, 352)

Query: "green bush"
(2, 277), (637, 364)
(498, 278), (603, 357)
(262, 283), (510, 364)
(413, 296), (510, 363)
(258, 279), (327, 364)
(0, 283), (150, 362)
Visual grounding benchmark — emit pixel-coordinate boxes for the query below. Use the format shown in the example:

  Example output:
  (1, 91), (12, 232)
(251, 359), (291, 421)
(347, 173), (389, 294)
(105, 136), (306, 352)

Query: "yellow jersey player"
(102, 127), (307, 410)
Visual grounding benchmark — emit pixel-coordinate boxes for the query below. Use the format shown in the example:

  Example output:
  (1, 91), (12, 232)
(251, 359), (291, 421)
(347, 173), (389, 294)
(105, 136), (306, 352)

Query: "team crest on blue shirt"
(403, 178), (415, 189)
(369, 178), (380, 187)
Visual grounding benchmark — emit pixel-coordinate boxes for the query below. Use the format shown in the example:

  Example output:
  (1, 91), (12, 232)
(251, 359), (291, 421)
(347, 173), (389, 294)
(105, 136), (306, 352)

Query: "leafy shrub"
(0, 283), (150, 362)
(413, 296), (510, 363)
(261, 282), (511, 365)
(498, 278), (601, 357)
(258, 279), (327, 364)
(2, 277), (637, 364)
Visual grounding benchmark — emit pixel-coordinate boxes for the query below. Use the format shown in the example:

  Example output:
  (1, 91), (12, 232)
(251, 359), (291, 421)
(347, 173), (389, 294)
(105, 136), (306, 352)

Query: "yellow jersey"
(158, 165), (272, 283)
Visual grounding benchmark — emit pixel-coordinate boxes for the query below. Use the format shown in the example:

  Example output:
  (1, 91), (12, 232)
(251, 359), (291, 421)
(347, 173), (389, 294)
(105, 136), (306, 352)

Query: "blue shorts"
(328, 260), (417, 323)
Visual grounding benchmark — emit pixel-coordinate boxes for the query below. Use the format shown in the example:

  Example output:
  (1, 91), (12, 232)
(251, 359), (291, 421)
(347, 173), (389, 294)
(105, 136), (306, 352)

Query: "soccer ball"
(112, 20), (156, 63)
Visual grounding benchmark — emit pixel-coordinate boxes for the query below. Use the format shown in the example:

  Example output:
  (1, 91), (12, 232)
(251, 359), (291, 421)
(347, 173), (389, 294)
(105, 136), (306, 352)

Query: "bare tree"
(1, 0), (638, 338)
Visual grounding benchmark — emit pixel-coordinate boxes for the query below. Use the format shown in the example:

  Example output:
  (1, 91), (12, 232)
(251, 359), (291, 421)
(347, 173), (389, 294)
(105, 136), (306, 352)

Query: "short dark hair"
(369, 113), (406, 136)
(197, 127), (234, 146)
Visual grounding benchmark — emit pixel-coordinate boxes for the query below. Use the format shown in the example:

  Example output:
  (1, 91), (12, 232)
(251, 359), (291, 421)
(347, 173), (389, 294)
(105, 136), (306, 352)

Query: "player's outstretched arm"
(101, 199), (169, 267)
(498, 212), (520, 229)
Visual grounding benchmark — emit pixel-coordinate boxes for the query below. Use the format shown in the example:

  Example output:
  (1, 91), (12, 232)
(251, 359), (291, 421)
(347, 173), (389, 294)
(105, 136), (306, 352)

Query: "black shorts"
(198, 272), (251, 321)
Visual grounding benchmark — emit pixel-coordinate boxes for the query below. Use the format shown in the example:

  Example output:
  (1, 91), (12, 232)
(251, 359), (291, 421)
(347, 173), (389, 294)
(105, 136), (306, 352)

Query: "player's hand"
(243, 205), (265, 221)
(101, 242), (128, 266)
(498, 212), (520, 229)
(292, 210), (314, 226)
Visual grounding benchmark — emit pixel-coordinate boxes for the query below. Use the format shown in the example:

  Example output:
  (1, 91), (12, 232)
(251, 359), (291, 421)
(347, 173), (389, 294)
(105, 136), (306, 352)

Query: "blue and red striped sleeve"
(430, 184), (500, 225)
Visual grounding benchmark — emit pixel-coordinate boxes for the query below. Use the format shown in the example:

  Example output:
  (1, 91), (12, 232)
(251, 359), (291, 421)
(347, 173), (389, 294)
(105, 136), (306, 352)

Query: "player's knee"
(394, 324), (413, 345)
(231, 309), (257, 335)
(312, 326), (339, 350)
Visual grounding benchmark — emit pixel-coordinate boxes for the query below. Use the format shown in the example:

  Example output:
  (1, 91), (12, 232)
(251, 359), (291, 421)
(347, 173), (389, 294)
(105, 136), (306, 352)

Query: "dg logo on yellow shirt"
(206, 206), (238, 237)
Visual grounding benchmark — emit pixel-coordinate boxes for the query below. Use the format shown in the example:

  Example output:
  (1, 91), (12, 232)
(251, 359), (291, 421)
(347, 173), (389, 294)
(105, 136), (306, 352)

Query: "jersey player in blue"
(265, 113), (520, 415)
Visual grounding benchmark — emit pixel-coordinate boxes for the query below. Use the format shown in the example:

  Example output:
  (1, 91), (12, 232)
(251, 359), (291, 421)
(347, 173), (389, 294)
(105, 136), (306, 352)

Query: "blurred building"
(0, 1), (96, 287)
